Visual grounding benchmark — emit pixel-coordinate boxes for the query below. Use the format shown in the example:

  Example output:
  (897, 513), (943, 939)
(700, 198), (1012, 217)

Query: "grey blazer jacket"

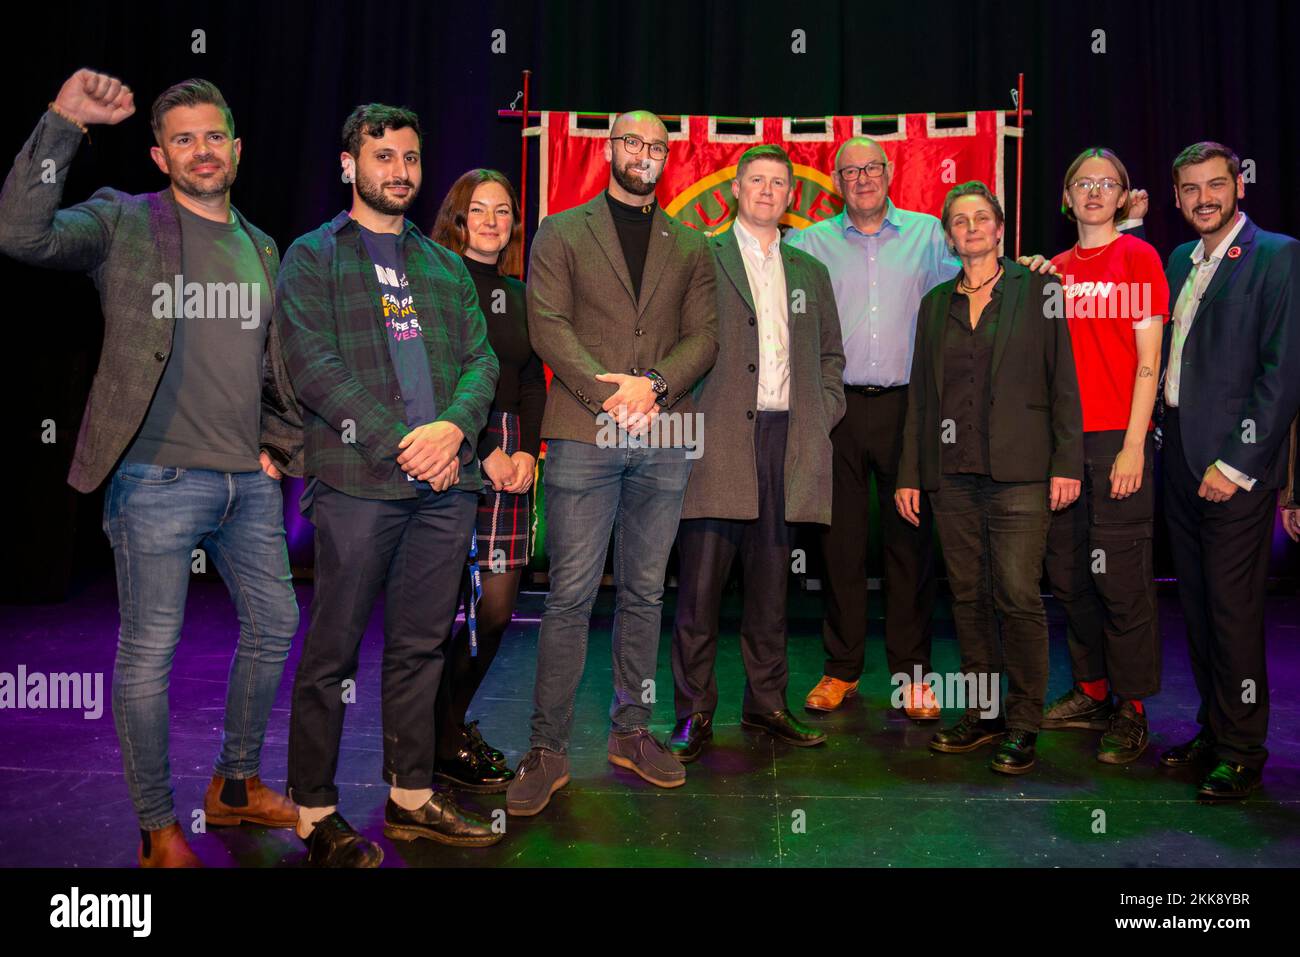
(681, 229), (846, 525)
(0, 110), (303, 492)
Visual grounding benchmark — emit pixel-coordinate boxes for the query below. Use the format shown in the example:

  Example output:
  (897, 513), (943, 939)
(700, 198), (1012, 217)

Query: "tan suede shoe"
(203, 774), (298, 828)
(804, 676), (859, 713)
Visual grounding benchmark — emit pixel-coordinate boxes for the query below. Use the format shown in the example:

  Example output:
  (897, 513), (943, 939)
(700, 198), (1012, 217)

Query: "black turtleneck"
(461, 254), (546, 460)
(605, 190), (656, 300)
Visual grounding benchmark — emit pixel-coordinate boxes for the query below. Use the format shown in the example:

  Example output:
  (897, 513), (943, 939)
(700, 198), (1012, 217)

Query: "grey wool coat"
(681, 228), (846, 525)
(0, 110), (303, 492)
(526, 192), (718, 443)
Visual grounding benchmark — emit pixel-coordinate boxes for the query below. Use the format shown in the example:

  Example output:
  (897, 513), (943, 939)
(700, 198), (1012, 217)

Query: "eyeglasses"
(837, 161), (887, 181)
(610, 134), (669, 160)
(1069, 178), (1124, 194)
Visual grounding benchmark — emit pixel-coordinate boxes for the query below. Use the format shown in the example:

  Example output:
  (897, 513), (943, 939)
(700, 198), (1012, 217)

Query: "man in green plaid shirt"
(275, 104), (501, 866)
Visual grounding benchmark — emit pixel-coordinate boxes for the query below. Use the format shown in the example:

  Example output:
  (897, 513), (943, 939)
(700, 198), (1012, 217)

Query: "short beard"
(1188, 192), (1237, 236)
(357, 168), (417, 215)
(611, 160), (658, 197)
(171, 158), (237, 200)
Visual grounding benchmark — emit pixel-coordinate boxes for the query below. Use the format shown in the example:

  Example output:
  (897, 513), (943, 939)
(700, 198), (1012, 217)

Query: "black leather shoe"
(741, 709), (827, 747)
(302, 812), (384, 868)
(1041, 685), (1113, 731)
(383, 790), (502, 847)
(463, 720), (505, 765)
(929, 713), (1007, 753)
(991, 729), (1038, 775)
(434, 745), (515, 793)
(1196, 761), (1262, 801)
(1097, 701), (1149, 765)
(1159, 730), (1215, 768)
(668, 712), (713, 763)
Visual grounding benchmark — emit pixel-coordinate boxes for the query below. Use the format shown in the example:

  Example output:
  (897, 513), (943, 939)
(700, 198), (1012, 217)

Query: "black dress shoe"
(383, 790), (502, 847)
(929, 713), (1007, 753)
(434, 745), (515, 793)
(463, 720), (505, 765)
(1041, 685), (1113, 730)
(1159, 730), (1215, 768)
(303, 812), (384, 868)
(741, 709), (827, 747)
(1196, 761), (1263, 801)
(991, 729), (1038, 775)
(668, 712), (713, 763)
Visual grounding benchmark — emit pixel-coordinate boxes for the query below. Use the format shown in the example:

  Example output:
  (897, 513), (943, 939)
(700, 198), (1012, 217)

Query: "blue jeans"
(531, 439), (693, 752)
(103, 463), (299, 830)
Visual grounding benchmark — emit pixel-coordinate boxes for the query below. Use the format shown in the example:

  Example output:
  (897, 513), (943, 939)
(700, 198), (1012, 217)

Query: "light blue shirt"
(785, 200), (959, 386)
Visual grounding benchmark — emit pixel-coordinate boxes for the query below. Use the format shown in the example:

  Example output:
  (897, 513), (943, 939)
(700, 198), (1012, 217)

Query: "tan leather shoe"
(902, 681), (940, 720)
(138, 822), (202, 868)
(203, 774), (298, 828)
(804, 676), (859, 713)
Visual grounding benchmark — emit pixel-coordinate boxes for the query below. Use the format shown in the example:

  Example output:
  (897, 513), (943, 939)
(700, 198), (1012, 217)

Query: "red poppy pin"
(1227, 245), (1242, 259)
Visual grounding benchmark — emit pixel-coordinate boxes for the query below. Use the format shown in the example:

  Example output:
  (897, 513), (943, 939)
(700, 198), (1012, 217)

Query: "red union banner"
(540, 112), (1018, 232)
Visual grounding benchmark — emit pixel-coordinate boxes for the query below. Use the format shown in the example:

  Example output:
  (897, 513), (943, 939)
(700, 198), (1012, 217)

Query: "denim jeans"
(103, 463), (299, 830)
(930, 474), (1051, 731)
(530, 438), (693, 752)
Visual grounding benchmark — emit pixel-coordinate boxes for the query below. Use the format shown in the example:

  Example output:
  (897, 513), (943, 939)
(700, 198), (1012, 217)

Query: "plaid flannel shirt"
(274, 211), (498, 500)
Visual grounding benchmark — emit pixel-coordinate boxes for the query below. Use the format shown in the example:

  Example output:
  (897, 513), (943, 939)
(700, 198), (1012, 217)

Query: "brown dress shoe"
(203, 774), (298, 828)
(804, 676), (859, 713)
(901, 681), (940, 720)
(138, 823), (202, 868)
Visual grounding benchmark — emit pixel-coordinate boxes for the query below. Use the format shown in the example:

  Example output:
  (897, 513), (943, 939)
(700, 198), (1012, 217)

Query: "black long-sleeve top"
(463, 254), (546, 460)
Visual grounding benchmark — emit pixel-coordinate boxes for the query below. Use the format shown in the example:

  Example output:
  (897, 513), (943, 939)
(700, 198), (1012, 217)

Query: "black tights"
(435, 568), (523, 759)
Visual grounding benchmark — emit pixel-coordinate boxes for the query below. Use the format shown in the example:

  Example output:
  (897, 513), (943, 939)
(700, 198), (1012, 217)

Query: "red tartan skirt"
(477, 411), (534, 572)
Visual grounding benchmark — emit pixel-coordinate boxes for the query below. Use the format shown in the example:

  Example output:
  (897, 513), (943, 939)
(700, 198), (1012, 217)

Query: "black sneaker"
(1041, 685), (1113, 731)
(1097, 701), (1149, 765)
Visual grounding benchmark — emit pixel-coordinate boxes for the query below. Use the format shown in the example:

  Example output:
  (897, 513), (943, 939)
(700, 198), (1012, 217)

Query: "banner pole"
(1015, 72), (1025, 259)
(518, 69), (531, 281)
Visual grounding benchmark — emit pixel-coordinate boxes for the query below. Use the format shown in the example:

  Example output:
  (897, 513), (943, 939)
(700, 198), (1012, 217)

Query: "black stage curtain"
(2, 0), (1297, 601)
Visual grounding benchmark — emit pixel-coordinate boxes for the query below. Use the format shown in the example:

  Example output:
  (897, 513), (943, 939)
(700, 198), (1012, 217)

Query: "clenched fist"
(54, 69), (135, 127)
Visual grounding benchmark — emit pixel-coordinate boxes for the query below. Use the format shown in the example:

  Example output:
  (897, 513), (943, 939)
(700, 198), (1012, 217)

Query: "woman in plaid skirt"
(431, 170), (546, 791)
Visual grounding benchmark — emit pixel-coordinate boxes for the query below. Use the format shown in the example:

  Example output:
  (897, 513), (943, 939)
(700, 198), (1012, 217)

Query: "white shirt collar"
(1190, 211), (1248, 266)
(733, 216), (781, 259)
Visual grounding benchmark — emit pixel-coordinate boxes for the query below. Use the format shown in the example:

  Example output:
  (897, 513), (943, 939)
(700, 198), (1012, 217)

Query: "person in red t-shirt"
(1021, 147), (1170, 764)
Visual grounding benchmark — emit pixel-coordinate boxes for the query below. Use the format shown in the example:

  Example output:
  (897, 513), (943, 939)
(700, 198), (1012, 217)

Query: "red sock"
(1078, 678), (1109, 701)
(1124, 699), (1145, 714)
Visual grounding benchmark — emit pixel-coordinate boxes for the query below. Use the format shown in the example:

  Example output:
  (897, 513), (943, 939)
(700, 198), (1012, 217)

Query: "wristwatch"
(643, 368), (669, 406)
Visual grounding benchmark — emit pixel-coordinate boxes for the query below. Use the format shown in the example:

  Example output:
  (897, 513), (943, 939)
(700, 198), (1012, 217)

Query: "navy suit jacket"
(1160, 217), (1300, 489)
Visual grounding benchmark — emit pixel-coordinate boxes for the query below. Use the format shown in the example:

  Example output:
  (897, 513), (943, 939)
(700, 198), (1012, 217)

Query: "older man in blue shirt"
(785, 136), (958, 718)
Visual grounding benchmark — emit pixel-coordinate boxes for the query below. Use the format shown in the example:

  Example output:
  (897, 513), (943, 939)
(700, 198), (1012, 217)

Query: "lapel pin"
(264, 245), (272, 255)
(1227, 245), (1242, 259)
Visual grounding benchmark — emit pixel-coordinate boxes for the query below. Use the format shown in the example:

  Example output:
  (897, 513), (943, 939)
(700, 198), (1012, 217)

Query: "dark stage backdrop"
(2, 0), (1297, 601)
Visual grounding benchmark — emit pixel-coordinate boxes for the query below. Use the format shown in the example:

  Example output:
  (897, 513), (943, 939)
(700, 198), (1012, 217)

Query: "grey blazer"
(0, 110), (303, 492)
(681, 229), (846, 525)
(525, 192), (718, 443)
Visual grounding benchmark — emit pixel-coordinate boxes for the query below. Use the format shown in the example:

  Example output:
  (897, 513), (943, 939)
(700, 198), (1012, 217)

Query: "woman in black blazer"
(895, 181), (1084, 775)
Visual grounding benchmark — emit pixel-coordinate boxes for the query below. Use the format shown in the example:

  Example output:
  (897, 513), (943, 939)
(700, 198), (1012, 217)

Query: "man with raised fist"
(0, 70), (304, 866)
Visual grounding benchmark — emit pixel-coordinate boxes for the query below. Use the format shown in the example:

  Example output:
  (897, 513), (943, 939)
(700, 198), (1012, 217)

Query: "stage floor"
(1, 576), (1297, 867)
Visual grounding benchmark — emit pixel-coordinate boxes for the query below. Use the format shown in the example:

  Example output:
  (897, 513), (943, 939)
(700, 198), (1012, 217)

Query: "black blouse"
(940, 273), (1003, 476)
(462, 254), (546, 460)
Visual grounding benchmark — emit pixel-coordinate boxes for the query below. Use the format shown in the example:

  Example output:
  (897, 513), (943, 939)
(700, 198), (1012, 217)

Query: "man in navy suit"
(1157, 142), (1300, 799)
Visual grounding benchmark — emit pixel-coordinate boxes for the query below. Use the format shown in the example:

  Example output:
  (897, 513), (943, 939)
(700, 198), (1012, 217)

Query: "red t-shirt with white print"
(1050, 233), (1170, 433)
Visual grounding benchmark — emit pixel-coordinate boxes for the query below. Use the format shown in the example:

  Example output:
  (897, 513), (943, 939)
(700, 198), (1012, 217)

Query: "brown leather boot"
(203, 774), (298, 828)
(138, 823), (202, 868)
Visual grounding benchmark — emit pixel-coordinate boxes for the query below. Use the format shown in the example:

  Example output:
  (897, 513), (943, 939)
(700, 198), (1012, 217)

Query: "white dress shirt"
(1165, 211), (1255, 490)
(733, 217), (791, 411)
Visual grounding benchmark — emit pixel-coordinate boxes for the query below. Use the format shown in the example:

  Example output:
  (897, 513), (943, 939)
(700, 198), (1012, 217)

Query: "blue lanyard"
(466, 530), (484, 656)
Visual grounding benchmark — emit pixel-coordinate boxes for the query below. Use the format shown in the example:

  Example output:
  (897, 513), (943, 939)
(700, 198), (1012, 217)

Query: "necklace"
(1073, 235), (1118, 261)
(958, 264), (1002, 294)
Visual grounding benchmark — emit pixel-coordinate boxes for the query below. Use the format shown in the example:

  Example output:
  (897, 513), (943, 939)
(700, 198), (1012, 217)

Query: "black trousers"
(931, 474), (1051, 731)
(820, 388), (935, 681)
(287, 481), (477, 808)
(672, 412), (793, 718)
(1043, 430), (1161, 699)
(1162, 408), (1275, 770)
